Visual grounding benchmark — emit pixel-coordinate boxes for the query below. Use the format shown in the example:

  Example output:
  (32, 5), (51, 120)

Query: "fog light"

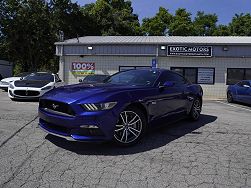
(80, 125), (98, 129)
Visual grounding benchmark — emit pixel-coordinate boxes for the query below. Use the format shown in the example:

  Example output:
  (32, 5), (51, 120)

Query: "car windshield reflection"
(104, 69), (160, 86)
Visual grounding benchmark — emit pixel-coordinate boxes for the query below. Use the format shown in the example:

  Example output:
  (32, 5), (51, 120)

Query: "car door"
(149, 71), (187, 121)
(236, 81), (250, 103)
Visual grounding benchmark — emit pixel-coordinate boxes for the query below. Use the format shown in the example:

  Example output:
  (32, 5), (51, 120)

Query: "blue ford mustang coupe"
(227, 80), (251, 105)
(39, 69), (203, 146)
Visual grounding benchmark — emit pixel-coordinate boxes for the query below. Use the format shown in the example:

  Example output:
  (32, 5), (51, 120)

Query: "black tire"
(227, 91), (234, 103)
(113, 106), (147, 146)
(189, 97), (202, 121)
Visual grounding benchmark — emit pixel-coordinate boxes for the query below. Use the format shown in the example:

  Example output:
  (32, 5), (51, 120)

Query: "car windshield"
(23, 73), (54, 82)
(104, 69), (160, 86)
(16, 72), (31, 77)
(83, 75), (108, 82)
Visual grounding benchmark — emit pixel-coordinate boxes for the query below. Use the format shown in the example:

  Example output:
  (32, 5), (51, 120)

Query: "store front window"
(171, 67), (215, 84)
(227, 68), (251, 85)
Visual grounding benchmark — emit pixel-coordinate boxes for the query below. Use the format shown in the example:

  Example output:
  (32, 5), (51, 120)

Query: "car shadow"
(11, 98), (39, 102)
(45, 114), (217, 155)
(233, 101), (251, 108)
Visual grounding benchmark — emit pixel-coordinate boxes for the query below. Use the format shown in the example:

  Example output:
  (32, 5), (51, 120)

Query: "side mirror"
(163, 81), (175, 87)
(79, 79), (83, 83)
(20, 77), (23, 80)
(57, 79), (62, 83)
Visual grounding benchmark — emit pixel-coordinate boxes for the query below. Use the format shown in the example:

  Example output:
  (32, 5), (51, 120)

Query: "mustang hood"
(14, 80), (50, 88)
(43, 83), (145, 103)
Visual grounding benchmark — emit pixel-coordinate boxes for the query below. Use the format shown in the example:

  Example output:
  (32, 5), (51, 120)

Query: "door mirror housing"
(57, 79), (62, 83)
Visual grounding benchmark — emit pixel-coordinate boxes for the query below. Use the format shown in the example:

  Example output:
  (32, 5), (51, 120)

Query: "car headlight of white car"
(41, 86), (53, 90)
(0, 81), (9, 85)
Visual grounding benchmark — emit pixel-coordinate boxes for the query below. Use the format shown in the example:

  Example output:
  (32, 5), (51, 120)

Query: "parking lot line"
(216, 101), (251, 112)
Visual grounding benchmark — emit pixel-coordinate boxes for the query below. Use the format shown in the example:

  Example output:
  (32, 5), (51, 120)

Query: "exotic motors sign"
(72, 62), (95, 75)
(168, 46), (212, 57)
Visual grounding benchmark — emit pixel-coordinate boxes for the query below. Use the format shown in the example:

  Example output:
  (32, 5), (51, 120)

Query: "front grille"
(40, 119), (104, 137)
(14, 90), (40, 96)
(40, 99), (75, 116)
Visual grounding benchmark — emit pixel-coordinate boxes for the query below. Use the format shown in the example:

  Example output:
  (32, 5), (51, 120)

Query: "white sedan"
(8, 72), (64, 100)
(0, 72), (31, 91)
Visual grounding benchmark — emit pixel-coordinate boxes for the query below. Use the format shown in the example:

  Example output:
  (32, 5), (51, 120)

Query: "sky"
(74, 0), (251, 25)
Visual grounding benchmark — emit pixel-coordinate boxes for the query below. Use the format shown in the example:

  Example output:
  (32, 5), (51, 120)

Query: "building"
(55, 36), (251, 98)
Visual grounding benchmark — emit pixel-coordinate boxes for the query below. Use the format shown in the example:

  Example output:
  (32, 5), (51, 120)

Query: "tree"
(229, 13), (251, 36)
(0, 0), (55, 72)
(82, 0), (141, 36)
(141, 7), (172, 36)
(169, 8), (194, 36)
(193, 11), (218, 36)
(50, 0), (97, 39)
(213, 25), (230, 36)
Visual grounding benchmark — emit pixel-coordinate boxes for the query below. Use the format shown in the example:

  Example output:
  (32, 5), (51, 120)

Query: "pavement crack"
(0, 140), (46, 188)
(0, 115), (38, 148)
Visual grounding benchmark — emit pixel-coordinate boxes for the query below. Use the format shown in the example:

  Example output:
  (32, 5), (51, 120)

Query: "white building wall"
(63, 55), (251, 99)
(64, 56), (154, 84)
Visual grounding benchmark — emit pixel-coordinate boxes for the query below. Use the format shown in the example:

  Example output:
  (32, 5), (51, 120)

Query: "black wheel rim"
(227, 92), (232, 102)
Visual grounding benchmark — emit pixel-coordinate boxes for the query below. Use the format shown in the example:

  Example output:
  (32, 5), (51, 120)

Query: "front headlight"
(41, 86), (52, 90)
(81, 102), (117, 111)
(9, 83), (14, 89)
(0, 81), (9, 85)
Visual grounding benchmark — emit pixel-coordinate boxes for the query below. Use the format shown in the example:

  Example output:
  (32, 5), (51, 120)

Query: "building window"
(119, 66), (151, 71)
(171, 67), (215, 84)
(227, 68), (251, 85)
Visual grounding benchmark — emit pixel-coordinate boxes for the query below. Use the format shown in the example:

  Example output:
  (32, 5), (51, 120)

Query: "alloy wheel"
(192, 99), (201, 120)
(114, 110), (143, 144)
(227, 92), (233, 103)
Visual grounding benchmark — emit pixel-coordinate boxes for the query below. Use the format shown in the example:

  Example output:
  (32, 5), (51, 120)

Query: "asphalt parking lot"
(0, 90), (250, 188)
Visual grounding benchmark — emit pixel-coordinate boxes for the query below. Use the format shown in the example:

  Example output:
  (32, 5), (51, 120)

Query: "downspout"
(156, 44), (159, 68)
(59, 44), (65, 82)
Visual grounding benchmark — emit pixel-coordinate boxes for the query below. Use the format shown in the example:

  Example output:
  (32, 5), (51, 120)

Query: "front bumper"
(38, 107), (119, 142)
(8, 88), (48, 99)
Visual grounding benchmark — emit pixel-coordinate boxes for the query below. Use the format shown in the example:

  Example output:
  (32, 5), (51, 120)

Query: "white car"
(8, 72), (64, 100)
(0, 72), (31, 91)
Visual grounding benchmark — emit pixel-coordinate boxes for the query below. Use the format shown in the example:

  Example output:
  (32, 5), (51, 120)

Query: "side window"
(242, 81), (250, 87)
(159, 71), (186, 85)
(237, 81), (243, 87)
